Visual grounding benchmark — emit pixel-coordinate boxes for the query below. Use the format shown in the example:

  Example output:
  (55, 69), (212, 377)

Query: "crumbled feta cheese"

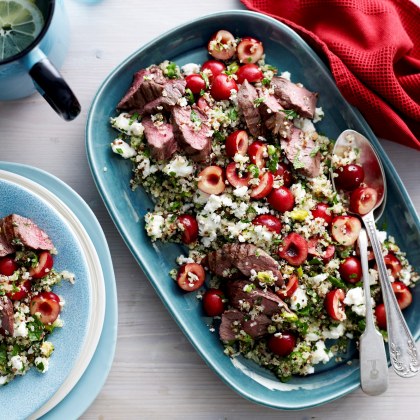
(290, 287), (308, 310)
(35, 357), (49, 373)
(163, 155), (194, 177)
(181, 63), (201, 75)
(233, 186), (249, 198)
(311, 340), (332, 364)
(322, 323), (345, 340)
(144, 213), (165, 240)
(313, 107), (324, 123)
(111, 139), (137, 159)
(10, 355), (25, 373)
(344, 287), (373, 316)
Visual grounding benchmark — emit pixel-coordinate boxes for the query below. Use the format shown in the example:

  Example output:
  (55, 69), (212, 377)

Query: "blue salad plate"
(86, 11), (420, 410)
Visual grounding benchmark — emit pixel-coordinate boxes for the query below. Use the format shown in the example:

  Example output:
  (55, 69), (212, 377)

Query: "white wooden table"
(1, 0), (420, 418)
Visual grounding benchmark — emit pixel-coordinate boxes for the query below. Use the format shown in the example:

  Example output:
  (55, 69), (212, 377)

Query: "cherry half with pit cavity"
(278, 233), (308, 266)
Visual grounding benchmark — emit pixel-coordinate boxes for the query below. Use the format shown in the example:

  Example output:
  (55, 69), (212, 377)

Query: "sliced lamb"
(117, 67), (153, 110)
(237, 80), (265, 138)
(171, 105), (211, 162)
(271, 76), (318, 119)
(142, 116), (178, 161)
(207, 243), (283, 285)
(280, 126), (321, 178)
(142, 79), (186, 114)
(257, 93), (291, 138)
(219, 309), (271, 342)
(0, 296), (14, 336)
(225, 280), (292, 317)
(0, 219), (14, 257)
(1, 214), (54, 251)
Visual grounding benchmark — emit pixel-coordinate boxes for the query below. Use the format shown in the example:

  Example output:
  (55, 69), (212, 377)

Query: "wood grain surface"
(0, 1), (419, 419)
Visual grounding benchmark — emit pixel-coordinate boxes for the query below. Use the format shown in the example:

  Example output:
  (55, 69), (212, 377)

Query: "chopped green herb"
(225, 62), (239, 75)
(28, 316), (45, 342)
(190, 110), (201, 125)
(185, 88), (195, 104)
(328, 275), (347, 289)
(116, 148), (124, 155)
(310, 146), (320, 158)
(228, 108), (238, 121)
(281, 109), (299, 119)
(262, 77), (271, 86)
(248, 164), (260, 178)
(213, 131), (225, 142)
(200, 71), (210, 88)
(129, 112), (139, 125)
(165, 62), (178, 79)
(293, 152), (305, 169)
(253, 97), (265, 107)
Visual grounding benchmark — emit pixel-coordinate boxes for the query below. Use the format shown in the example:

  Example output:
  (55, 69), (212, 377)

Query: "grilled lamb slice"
(117, 67), (154, 110)
(142, 79), (186, 114)
(237, 80), (265, 138)
(271, 76), (318, 119)
(171, 105), (211, 162)
(0, 219), (15, 257)
(142, 116), (178, 161)
(207, 243), (283, 285)
(225, 280), (292, 317)
(280, 126), (321, 178)
(219, 309), (271, 342)
(0, 296), (14, 337)
(1, 214), (54, 251)
(258, 93), (291, 138)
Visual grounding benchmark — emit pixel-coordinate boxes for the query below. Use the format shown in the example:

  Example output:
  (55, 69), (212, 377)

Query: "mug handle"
(22, 48), (81, 121)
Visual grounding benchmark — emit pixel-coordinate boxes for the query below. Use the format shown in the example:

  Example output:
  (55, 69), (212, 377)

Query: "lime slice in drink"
(0, 0), (44, 61)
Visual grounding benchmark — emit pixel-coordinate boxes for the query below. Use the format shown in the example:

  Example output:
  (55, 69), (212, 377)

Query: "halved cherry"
(267, 186), (295, 213)
(272, 162), (292, 187)
(330, 215), (361, 247)
(349, 187), (378, 216)
(210, 74), (238, 101)
(311, 203), (333, 226)
(225, 130), (249, 157)
(252, 214), (282, 234)
(248, 141), (267, 169)
(225, 162), (251, 188)
(237, 37), (264, 64)
(375, 253), (402, 278)
(202, 288), (225, 316)
(250, 171), (274, 199)
(29, 252), (54, 279)
(185, 74), (206, 95)
(392, 281), (412, 310)
(334, 164), (365, 191)
(6, 279), (31, 301)
(0, 256), (18, 276)
(267, 332), (296, 357)
(307, 237), (335, 263)
(177, 263), (206, 292)
(208, 30), (236, 61)
(236, 63), (263, 84)
(278, 233), (308, 266)
(201, 60), (226, 83)
(177, 214), (199, 245)
(339, 256), (362, 283)
(198, 166), (225, 195)
(324, 289), (346, 321)
(375, 303), (387, 330)
(30, 291), (61, 325)
(276, 274), (299, 298)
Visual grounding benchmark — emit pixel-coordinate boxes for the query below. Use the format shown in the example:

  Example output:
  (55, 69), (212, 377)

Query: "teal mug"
(0, 0), (80, 120)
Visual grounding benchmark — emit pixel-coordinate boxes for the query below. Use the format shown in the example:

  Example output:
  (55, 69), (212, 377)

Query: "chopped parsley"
(129, 112), (139, 125)
(165, 62), (178, 79)
(253, 97), (265, 107)
(190, 110), (201, 125)
(185, 88), (195, 104)
(281, 109), (299, 119)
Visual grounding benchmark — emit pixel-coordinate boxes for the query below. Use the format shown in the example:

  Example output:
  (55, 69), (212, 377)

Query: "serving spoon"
(333, 129), (419, 379)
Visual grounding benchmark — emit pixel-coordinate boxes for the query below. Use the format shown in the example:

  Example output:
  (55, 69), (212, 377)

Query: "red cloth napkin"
(241, 0), (420, 150)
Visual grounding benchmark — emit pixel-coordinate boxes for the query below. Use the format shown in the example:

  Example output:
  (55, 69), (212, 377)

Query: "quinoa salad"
(0, 214), (74, 385)
(110, 30), (419, 381)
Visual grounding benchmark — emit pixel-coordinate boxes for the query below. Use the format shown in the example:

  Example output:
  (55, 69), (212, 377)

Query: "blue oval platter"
(86, 10), (420, 410)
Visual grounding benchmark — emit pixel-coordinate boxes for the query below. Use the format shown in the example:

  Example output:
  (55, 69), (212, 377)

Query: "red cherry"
(375, 303), (387, 330)
(278, 233), (308, 266)
(7, 279), (31, 301)
(177, 214), (199, 245)
(248, 141), (267, 169)
(177, 263), (206, 292)
(276, 274), (299, 298)
(202, 289), (225, 316)
(0, 256), (18, 276)
(201, 60), (226, 83)
(272, 162), (292, 187)
(185, 74), (206, 95)
(208, 30), (236, 61)
(29, 252), (54, 279)
(30, 291), (61, 325)
(250, 171), (274, 199)
(267, 186), (295, 213)
(237, 37), (264, 64)
(392, 281), (412, 310)
(339, 257), (362, 284)
(334, 164), (365, 191)
(377, 253), (403, 278)
(225, 162), (251, 188)
(324, 289), (346, 321)
(330, 215), (361, 247)
(197, 166), (225, 195)
(267, 332), (296, 357)
(349, 187), (378, 216)
(307, 237), (335, 263)
(311, 203), (333, 226)
(236, 63), (263, 84)
(225, 130), (249, 157)
(252, 214), (282, 234)
(210, 74), (238, 101)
